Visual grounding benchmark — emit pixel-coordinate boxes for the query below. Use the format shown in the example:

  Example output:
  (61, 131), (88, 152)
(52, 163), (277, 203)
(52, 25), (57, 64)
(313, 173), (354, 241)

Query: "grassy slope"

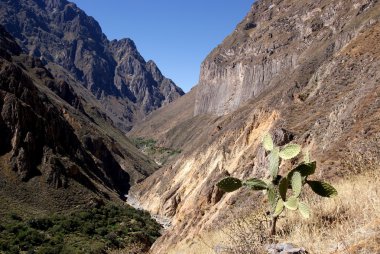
(279, 169), (380, 254)
(167, 168), (380, 254)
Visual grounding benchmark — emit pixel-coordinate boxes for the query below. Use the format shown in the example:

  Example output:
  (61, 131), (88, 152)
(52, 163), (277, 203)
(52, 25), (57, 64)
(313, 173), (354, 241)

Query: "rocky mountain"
(195, 0), (379, 116)
(0, 0), (184, 131)
(0, 25), (158, 215)
(129, 0), (380, 252)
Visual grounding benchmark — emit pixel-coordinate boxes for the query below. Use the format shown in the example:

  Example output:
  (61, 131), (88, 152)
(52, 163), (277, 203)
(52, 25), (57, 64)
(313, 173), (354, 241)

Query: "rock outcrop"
(0, 0), (184, 131)
(129, 0), (380, 252)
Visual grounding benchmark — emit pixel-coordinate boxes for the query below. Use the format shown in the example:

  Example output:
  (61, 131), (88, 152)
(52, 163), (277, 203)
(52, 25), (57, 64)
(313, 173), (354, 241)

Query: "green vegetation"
(0, 204), (161, 254)
(132, 137), (181, 165)
(217, 133), (337, 237)
(133, 138), (157, 149)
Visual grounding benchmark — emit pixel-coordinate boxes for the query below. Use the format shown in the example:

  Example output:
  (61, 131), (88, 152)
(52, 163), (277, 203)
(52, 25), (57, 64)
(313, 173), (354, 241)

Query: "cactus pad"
(244, 178), (268, 190)
(293, 162), (316, 177)
(279, 144), (301, 160)
(274, 199), (284, 217)
(298, 202), (310, 219)
(291, 172), (302, 197)
(284, 196), (298, 210)
(269, 147), (280, 178)
(279, 177), (288, 201)
(263, 133), (274, 151)
(267, 186), (278, 210)
(217, 177), (242, 192)
(307, 181), (338, 197)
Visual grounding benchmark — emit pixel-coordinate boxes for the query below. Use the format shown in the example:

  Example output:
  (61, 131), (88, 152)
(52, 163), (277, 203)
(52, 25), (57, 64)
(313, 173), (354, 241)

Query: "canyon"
(0, 0), (186, 212)
(0, 0), (380, 253)
(129, 0), (380, 252)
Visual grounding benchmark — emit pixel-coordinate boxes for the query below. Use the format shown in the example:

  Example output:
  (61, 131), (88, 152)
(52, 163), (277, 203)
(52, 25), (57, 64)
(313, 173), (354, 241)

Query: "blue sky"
(72, 1), (254, 92)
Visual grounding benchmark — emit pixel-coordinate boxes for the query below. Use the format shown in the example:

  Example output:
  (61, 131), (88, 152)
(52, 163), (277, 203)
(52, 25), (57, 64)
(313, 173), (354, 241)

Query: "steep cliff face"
(129, 0), (380, 252)
(109, 39), (183, 118)
(0, 25), (158, 213)
(0, 0), (184, 131)
(195, 0), (378, 115)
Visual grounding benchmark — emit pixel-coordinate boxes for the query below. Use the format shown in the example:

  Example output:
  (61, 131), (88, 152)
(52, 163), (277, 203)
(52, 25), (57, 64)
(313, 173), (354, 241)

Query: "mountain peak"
(146, 60), (164, 82)
(112, 38), (137, 47)
(109, 38), (141, 61)
(0, 0), (184, 131)
(43, 0), (68, 9)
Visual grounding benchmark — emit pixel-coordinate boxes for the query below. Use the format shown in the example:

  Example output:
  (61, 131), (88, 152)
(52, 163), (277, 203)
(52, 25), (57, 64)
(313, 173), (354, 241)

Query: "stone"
(267, 243), (308, 254)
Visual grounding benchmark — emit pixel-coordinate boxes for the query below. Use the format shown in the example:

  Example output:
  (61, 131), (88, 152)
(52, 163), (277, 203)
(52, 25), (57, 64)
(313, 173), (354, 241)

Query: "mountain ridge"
(0, 0), (184, 131)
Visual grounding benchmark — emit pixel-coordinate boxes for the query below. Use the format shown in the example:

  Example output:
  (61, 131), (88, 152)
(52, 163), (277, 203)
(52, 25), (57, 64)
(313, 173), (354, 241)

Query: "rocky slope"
(0, 25), (158, 214)
(0, 0), (184, 131)
(195, 0), (378, 116)
(129, 0), (380, 252)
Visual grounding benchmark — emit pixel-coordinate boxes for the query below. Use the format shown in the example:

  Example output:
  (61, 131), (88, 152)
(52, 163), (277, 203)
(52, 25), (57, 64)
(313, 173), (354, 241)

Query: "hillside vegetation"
(0, 204), (161, 254)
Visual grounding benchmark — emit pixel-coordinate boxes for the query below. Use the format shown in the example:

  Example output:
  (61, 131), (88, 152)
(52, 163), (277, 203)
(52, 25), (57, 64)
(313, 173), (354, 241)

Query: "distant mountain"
(0, 0), (184, 131)
(0, 24), (158, 213)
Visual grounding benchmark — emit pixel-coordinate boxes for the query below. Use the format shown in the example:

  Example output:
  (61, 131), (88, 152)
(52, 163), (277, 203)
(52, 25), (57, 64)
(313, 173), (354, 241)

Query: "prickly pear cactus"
(216, 132), (338, 237)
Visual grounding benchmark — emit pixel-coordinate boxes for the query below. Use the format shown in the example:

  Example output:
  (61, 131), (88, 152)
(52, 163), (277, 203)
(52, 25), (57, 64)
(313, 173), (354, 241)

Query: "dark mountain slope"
(0, 0), (184, 131)
(0, 25), (157, 214)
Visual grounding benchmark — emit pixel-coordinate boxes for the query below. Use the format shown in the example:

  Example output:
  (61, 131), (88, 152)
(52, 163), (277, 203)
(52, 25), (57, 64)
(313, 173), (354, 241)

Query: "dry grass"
(221, 169), (380, 254)
(277, 169), (380, 254)
(158, 170), (380, 254)
(215, 209), (270, 254)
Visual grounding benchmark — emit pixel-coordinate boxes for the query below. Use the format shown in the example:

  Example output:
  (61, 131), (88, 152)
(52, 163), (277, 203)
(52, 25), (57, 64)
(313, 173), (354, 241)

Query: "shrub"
(9, 213), (22, 221)
(28, 218), (53, 230)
